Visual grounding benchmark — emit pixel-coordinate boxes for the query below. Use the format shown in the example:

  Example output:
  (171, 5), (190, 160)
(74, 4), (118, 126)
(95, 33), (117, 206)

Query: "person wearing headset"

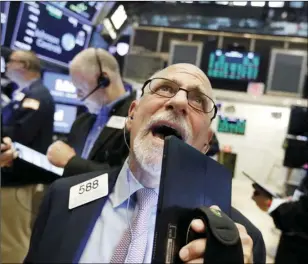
(47, 48), (136, 177)
(1, 50), (55, 263)
(25, 63), (266, 264)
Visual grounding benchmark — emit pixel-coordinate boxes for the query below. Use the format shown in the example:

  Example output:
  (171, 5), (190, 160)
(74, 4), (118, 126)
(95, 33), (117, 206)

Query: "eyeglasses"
(141, 78), (217, 120)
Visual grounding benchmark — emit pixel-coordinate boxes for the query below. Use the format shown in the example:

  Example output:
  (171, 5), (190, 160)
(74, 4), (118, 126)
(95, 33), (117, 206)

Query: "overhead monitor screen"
(207, 50), (260, 81)
(1, 2), (10, 45)
(43, 71), (82, 105)
(50, 1), (104, 24)
(11, 2), (93, 67)
(217, 116), (246, 135)
(54, 103), (77, 134)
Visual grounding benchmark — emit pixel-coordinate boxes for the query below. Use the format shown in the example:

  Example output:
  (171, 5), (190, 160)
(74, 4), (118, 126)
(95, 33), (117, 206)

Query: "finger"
(1, 143), (10, 151)
(179, 238), (206, 262)
(3, 137), (12, 145)
(210, 205), (221, 211)
(186, 258), (204, 264)
(235, 223), (247, 233)
(190, 219), (206, 233)
(13, 150), (18, 159)
(0, 150), (15, 164)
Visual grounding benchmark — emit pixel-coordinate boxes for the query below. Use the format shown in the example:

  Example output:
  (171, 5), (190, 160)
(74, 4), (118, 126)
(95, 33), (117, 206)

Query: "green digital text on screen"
(217, 116), (246, 135)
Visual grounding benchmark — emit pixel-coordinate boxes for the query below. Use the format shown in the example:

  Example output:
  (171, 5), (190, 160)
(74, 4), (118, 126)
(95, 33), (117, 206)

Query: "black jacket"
(62, 92), (136, 177)
(271, 172), (308, 264)
(1, 79), (55, 186)
(24, 167), (266, 264)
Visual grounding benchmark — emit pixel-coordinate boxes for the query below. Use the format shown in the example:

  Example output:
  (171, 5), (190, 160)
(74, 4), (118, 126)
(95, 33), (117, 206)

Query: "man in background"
(1, 50), (55, 263)
(252, 168), (308, 263)
(47, 48), (136, 176)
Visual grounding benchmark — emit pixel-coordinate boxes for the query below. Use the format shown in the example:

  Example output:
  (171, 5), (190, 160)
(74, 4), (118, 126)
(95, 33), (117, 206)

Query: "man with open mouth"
(24, 63), (266, 264)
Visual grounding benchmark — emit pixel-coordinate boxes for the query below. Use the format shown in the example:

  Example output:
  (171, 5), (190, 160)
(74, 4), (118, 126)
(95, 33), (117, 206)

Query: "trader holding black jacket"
(47, 48), (136, 177)
(1, 50), (55, 263)
(252, 168), (308, 263)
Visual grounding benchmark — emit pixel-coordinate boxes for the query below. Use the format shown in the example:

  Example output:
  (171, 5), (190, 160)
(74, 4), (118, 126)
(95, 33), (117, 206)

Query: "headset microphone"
(80, 78), (110, 102)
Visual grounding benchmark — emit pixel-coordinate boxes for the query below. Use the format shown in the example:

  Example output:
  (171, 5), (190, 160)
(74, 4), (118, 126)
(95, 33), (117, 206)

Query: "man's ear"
(126, 100), (138, 132)
(201, 129), (214, 154)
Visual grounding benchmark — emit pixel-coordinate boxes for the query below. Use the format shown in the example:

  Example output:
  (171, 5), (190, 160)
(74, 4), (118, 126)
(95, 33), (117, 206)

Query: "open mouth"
(150, 123), (184, 141)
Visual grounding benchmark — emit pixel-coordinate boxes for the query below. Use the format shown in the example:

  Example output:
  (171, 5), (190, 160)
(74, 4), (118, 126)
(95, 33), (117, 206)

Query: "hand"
(235, 223), (254, 264)
(179, 206), (253, 264)
(0, 137), (18, 167)
(252, 190), (272, 212)
(47, 140), (76, 168)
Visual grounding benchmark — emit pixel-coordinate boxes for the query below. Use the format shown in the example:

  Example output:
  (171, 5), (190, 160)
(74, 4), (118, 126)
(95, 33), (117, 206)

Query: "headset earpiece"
(95, 49), (110, 89)
(97, 74), (110, 89)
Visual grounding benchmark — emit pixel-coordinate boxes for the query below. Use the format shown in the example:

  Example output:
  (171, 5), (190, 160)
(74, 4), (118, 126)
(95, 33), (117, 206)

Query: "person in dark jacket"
(1, 50), (55, 263)
(47, 48), (135, 177)
(252, 168), (308, 263)
(25, 63), (266, 264)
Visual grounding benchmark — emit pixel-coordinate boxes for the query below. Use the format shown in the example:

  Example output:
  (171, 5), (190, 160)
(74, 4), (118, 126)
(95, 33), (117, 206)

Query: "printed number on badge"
(79, 179), (99, 194)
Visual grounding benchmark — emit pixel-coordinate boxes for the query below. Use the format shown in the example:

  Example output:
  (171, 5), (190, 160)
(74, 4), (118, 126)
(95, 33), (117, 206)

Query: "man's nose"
(165, 90), (189, 115)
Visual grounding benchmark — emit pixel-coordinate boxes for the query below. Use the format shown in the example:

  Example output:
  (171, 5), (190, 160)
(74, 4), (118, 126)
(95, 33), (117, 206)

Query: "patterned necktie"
(110, 188), (158, 263)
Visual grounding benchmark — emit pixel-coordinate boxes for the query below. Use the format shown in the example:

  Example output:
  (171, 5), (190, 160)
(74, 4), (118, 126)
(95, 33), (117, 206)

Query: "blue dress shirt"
(81, 92), (130, 159)
(79, 159), (158, 263)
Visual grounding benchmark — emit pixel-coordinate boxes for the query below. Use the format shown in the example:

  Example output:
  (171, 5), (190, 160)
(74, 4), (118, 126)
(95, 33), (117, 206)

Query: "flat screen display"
(1, 2), (10, 45)
(54, 103), (77, 134)
(217, 115), (246, 135)
(11, 2), (93, 67)
(43, 71), (82, 105)
(207, 50), (260, 81)
(50, 1), (104, 24)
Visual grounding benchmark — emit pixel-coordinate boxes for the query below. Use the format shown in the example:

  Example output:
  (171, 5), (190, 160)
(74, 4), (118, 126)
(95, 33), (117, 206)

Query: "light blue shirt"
(81, 92), (130, 159)
(79, 159), (158, 263)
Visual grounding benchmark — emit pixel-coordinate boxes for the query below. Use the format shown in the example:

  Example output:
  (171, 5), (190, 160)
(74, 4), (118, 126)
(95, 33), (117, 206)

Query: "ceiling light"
(268, 1), (284, 8)
(117, 42), (129, 56)
(216, 2), (229, 5)
(111, 5), (127, 30)
(233, 2), (247, 6)
(251, 1), (265, 7)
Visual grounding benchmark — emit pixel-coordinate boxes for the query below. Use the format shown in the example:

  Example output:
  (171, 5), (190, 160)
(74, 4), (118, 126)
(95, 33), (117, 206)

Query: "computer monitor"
(217, 115), (246, 135)
(1, 2), (10, 45)
(11, 2), (93, 67)
(49, 1), (105, 24)
(207, 50), (260, 81)
(53, 103), (77, 134)
(43, 71), (82, 105)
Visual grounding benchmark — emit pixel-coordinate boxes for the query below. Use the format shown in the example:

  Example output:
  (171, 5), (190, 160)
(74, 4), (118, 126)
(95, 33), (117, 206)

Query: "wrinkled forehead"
(153, 64), (213, 97)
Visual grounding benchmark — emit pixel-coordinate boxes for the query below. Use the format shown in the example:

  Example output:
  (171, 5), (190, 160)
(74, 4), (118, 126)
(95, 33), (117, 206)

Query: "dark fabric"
(270, 174), (308, 235)
(24, 167), (266, 263)
(275, 234), (308, 264)
(63, 92), (136, 177)
(271, 174), (308, 263)
(193, 207), (244, 264)
(1, 79), (55, 186)
(207, 133), (220, 157)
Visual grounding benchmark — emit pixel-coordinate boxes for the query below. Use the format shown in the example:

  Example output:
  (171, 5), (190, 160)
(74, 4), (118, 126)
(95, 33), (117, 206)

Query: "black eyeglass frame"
(141, 78), (218, 121)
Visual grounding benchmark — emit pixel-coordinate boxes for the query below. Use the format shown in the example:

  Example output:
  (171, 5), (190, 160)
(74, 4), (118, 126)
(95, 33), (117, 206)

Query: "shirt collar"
(109, 158), (159, 208)
(97, 91), (130, 119)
